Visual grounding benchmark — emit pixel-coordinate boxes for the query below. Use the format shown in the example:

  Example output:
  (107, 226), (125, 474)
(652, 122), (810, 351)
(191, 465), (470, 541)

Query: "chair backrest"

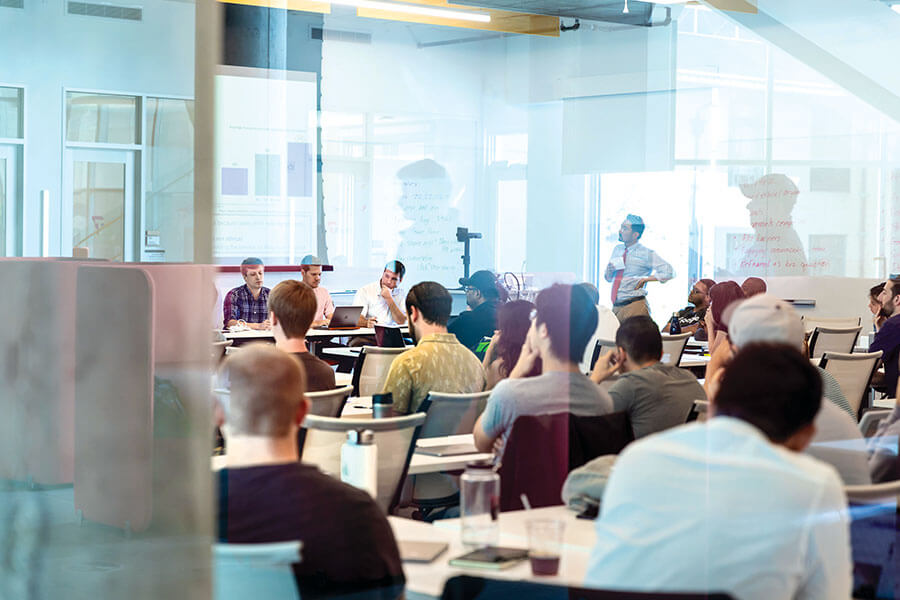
(497, 412), (633, 512)
(858, 408), (892, 437)
(569, 412), (634, 469)
(808, 326), (862, 359)
(214, 541), (301, 600)
(820, 351), (883, 417)
(305, 385), (353, 418)
(299, 413), (425, 514)
(844, 480), (900, 504)
(801, 315), (862, 333)
(661, 332), (692, 367)
(418, 391), (491, 438)
(439, 575), (735, 600)
(497, 413), (569, 512)
(685, 399), (710, 423)
(350, 346), (407, 397)
(588, 339), (618, 372)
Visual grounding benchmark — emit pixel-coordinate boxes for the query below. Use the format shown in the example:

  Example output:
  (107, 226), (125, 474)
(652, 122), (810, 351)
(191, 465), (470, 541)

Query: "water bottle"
(372, 393), (393, 419)
(340, 429), (378, 499)
(460, 461), (500, 548)
(669, 312), (682, 335)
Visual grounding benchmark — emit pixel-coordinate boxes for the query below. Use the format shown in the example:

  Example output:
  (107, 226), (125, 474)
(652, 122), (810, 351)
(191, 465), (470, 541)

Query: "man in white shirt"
(604, 214), (674, 322)
(299, 254), (334, 328)
(575, 282), (619, 373)
(586, 344), (852, 600)
(705, 294), (870, 485)
(353, 261), (408, 327)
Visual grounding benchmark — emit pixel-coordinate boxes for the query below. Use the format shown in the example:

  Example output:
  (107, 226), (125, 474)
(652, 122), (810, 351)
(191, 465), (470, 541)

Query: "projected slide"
(214, 66), (318, 264)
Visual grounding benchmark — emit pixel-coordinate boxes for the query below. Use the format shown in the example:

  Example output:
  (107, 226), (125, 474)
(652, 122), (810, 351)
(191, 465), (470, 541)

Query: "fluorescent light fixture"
(329, 0), (491, 22)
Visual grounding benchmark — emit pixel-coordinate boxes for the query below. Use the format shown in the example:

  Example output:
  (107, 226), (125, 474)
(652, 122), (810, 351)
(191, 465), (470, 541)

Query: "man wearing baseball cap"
(449, 269), (501, 352)
(299, 254), (334, 328)
(707, 294), (869, 485)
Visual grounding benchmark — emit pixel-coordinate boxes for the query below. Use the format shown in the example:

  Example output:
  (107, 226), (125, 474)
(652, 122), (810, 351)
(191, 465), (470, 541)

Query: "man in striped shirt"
(604, 214), (674, 322)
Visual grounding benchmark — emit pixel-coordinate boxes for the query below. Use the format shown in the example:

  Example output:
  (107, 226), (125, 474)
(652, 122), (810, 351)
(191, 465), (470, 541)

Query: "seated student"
(741, 276), (767, 297)
(381, 281), (486, 415)
(576, 282), (620, 374)
(868, 392), (900, 482)
(223, 257), (271, 329)
(354, 261), (408, 327)
(869, 282), (887, 333)
(473, 284), (614, 454)
(590, 316), (705, 439)
(448, 270), (501, 353)
(706, 294), (869, 485)
(704, 280), (745, 354)
(586, 344), (852, 600)
(299, 255), (334, 328)
(668, 278), (715, 338)
(482, 300), (541, 390)
(216, 344), (404, 598)
(268, 279), (335, 392)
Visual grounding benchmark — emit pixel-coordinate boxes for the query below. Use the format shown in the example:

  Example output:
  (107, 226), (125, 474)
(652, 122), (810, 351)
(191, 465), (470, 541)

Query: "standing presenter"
(605, 214), (674, 322)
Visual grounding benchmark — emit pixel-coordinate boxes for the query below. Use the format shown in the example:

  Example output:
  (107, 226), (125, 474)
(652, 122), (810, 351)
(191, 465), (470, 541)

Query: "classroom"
(1, 0), (898, 598)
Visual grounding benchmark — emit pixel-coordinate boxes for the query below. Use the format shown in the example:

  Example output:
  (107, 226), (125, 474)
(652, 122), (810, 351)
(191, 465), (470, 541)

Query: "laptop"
(317, 306), (363, 330)
(415, 442), (480, 457)
(374, 325), (406, 348)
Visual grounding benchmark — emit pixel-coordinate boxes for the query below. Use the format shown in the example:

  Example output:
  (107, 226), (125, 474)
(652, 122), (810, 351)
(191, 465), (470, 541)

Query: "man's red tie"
(610, 248), (628, 304)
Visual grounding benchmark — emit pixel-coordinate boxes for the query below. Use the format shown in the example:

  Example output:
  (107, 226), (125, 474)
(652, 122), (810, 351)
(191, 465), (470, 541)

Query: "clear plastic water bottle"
(460, 461), (500, 548)
(340, 429), (378, 499)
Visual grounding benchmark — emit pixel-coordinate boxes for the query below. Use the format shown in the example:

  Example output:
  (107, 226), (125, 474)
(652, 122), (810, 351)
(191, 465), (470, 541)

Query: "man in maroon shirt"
(217, 345), (404, 598)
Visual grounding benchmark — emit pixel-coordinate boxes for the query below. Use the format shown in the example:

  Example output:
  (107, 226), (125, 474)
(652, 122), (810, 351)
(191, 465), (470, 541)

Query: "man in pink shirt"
(300, 255), (334, 327)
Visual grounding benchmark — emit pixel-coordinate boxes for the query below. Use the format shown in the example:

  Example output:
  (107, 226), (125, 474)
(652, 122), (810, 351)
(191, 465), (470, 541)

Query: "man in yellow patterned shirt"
(382, 281), (486, 415)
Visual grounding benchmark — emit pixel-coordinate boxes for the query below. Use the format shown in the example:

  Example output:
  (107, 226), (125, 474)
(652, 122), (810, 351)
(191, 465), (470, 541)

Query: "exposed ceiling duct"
(450, 0), (659, 27)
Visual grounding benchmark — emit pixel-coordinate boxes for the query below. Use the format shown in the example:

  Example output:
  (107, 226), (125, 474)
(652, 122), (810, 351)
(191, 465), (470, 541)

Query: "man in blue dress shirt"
(604, 214), (674, 322)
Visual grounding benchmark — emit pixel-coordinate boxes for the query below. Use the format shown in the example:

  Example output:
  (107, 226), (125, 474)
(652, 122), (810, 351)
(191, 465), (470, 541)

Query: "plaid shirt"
(223, 284), (270, 327)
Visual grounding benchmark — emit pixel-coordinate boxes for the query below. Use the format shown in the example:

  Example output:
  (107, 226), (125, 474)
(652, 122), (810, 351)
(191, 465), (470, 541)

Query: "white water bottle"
(341, 429), (378, 499)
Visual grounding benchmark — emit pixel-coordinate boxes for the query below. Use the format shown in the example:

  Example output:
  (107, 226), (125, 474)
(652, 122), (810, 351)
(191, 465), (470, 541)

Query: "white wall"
(0, 0), (194, 256)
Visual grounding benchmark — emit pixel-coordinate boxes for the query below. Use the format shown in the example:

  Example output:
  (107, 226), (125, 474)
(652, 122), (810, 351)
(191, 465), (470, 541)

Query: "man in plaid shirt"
(223, 257), (271, 329)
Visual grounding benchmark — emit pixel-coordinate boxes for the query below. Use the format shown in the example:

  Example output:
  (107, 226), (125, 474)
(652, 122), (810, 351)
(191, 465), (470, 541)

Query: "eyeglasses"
(465, 286), (478, 293)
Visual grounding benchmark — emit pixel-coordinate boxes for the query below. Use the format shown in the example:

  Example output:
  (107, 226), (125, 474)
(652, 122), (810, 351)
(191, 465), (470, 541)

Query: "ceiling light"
(329, 0), (492, 23)
(892, 3), (900, 14)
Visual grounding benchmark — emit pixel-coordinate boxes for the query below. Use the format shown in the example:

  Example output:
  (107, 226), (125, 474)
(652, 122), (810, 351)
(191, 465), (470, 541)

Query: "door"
(0, 144), (17, 256)
(63, 148), (135, 261)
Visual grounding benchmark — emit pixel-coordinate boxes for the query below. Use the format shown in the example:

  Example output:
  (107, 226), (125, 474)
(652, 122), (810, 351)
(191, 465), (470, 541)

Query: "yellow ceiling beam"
(355, 2), (559, 36)
(697, 0), (758, 14)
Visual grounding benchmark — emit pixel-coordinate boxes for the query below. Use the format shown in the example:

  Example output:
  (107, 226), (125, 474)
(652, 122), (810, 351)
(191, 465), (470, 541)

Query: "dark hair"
(615, 316), (663, 363)
(626, 214), (645, 238)
(385, 260), (406, 280)
(698, 278), (716, 292)
(714, 343), (821, 443)
(741, 277), (767, 297)
(709, 281), (745, 335)
(576, 282), (600, 306)
(534, 284), (598, 362)
(870, 282), (885, 301)
(268, 280), (316, 338)
(494, 300), (541, 378)
(406, 281), (451, 326)
(240, 257), (264, 276)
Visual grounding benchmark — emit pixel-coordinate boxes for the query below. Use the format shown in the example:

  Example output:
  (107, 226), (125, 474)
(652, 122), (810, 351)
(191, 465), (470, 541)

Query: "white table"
(323, 345), (413, 359)
(221, 326), (408, 341)
(390, 505), (594, 599)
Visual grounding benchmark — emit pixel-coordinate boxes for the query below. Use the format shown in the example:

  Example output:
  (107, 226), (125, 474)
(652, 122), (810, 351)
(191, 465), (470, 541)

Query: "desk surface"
(390, 506), (592, 599)
(222, 326), (408, 340)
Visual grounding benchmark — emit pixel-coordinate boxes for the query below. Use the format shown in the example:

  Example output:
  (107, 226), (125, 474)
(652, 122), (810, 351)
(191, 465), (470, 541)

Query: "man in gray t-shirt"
(591, 316), (705, 439)
(474, 284), (614, 454)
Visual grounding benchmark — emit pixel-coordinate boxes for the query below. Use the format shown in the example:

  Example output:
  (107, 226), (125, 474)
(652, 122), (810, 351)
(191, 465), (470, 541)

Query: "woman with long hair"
(704, 281), (746, 354)
(482, 299), (542, 389)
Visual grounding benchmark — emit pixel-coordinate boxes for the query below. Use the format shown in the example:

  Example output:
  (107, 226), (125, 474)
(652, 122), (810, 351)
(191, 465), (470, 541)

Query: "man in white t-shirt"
(586, 343), (852, 600)
(353, 261), (408, 327)
(299, 254), (334, 328)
